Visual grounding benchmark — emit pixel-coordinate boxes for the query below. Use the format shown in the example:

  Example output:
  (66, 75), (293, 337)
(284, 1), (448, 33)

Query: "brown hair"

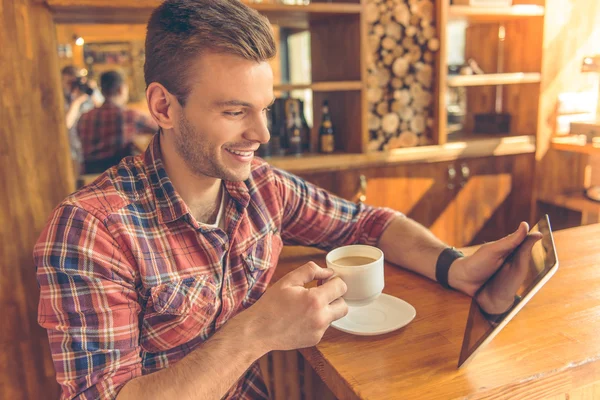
(61, 65), (79, 77)
(144, 0), (276, 106)
(100, 70), (125, 97)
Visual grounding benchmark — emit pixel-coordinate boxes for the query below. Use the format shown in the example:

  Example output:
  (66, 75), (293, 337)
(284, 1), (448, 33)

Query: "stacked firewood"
(365, 0), (438, 151)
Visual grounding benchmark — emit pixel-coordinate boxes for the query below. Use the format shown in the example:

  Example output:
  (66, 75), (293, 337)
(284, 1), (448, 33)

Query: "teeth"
(226, 148), (253, 157)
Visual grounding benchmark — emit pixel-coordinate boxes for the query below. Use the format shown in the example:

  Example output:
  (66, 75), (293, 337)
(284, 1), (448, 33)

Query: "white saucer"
(331, 294), (416, 336)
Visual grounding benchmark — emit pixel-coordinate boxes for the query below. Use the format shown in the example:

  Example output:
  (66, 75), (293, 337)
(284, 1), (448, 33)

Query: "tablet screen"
(458, 214), (558, 368)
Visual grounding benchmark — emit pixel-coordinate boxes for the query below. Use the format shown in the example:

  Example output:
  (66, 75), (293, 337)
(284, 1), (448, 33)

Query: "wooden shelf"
(446, 131), (535, 143)
(248, 3), (362, 29)
(267, 135), (535, 173)
(274, 81), (363, 92)
(538, 192), (600, 214)
(49, 0), (361, 27)
(447, 72), (541, 87)
(249, 3), (362, 14)
(79, 136), (535, 184)
(552, 137), (600, 155)
(448, 5), (545, 22)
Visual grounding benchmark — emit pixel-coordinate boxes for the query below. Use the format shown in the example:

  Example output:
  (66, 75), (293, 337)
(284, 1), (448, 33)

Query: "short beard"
(174, 112), (250, 182)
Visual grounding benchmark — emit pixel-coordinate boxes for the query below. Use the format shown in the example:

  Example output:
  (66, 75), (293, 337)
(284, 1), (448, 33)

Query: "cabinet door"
(336, 163), (458, 246)
(453, 154), (534, 246)
(296, 171), (338, 196)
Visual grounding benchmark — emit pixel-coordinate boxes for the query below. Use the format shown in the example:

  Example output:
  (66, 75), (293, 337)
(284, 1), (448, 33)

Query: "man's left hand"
(447, 221), (543, 314)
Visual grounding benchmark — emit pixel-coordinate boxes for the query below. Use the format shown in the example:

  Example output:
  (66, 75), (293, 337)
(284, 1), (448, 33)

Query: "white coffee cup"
(326, 245), (384, 307)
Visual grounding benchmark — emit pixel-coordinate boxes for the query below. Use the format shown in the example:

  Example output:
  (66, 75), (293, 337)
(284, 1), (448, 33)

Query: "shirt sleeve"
(34, 205), (142, 399)
(272, 167), (400, 250)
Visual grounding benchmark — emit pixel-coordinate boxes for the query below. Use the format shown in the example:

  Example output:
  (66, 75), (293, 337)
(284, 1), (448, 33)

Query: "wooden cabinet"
(334, 161), (457, 245)
(453, 154), (534, 246)
(301, 153), (534, 247)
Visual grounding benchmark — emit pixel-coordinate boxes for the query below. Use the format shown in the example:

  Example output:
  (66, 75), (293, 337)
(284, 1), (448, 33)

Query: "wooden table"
(274, 224), (600, 399)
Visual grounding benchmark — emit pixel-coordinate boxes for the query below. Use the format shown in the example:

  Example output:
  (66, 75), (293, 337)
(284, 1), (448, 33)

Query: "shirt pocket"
(242, 230), (283, 308)
(141, 275), (218, 354)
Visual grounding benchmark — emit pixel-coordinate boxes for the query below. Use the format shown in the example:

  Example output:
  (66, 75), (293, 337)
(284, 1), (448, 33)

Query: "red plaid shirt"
(77, 102), (158, 162)
(34, 134), (397, 399)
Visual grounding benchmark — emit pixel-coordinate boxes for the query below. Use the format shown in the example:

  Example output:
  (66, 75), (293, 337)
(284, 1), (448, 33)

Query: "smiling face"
(165, 52), (273, 182)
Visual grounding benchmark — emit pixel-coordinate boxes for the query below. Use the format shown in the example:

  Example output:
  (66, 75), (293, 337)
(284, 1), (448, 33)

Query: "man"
(61, 65), (96, 173)
(61, 66), (100, 131)
(77, 70), (158, 173)
(34, 1), (540, 399)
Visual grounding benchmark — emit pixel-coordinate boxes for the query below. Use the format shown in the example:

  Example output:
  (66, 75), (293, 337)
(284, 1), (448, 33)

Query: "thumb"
(489, 221), (529, 257)
(284, 261), (333, 286)
(513, 231), (543, 266)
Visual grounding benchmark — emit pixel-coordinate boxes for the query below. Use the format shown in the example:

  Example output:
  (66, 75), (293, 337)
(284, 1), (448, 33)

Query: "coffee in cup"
(333, 256), (378, 267)
(326, 245), (384, 307)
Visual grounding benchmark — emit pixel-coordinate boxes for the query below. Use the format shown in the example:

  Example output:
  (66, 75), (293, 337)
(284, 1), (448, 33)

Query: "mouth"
(224, 148), (256, 157)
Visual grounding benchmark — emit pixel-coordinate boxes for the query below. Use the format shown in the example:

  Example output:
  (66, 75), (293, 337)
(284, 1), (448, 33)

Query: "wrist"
(74, 95), (88, 105)
(226, 308), (271, 360)
(447, 256), (467, 293)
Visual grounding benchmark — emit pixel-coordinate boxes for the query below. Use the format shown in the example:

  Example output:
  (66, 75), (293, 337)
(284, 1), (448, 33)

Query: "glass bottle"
(319, 100), (335, 154)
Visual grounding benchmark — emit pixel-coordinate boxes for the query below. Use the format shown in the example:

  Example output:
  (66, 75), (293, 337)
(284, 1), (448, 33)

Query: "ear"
(146, 82), (178, 130)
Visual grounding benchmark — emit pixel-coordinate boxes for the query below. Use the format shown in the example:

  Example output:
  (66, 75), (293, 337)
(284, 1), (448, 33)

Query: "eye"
(263, 107), (271, 113)
(224, 111), (244, 117)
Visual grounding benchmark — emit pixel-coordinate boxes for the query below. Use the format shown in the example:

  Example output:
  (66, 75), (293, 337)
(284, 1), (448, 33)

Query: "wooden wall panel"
(464, 24), (500, 134)
(503, 18), (543, 136)
(533, 0), (600, 222)
(55, 23), (146, 43)
(0, 0), (75, 398)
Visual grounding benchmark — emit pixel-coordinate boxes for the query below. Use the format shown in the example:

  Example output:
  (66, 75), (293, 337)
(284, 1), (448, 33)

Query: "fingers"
(315, 276), (348, 304)
(513, 232), (543, 266)
(486, 231), (543, 304)
(328, 297), (349, 322)
(284, 261), (333, 286)
(488, 221), (529, 257)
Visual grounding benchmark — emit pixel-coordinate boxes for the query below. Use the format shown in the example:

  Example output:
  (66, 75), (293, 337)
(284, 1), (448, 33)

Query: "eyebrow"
(214, 97), (276, 109)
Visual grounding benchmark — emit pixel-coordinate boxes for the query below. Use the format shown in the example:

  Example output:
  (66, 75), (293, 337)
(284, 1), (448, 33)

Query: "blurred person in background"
(77, 70), (158, 173)
(61, 65), (103, 175)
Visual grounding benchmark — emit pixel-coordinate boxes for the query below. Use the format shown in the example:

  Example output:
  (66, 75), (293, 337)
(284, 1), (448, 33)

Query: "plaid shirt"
(34, 134), (397, 399)
(77, 102), (158, 162)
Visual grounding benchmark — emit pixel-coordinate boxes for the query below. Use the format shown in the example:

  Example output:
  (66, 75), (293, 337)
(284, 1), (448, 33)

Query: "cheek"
(209, 117), (248, 144)
(184, 111), (247, 148)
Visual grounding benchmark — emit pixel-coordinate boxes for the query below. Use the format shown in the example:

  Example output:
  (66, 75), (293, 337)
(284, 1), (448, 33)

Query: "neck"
(105, 97), (124, 107)
(160, 133), (222, 223)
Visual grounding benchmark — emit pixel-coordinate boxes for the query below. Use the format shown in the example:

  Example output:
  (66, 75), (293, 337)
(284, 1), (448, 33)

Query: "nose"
(244, 112), (271, 145)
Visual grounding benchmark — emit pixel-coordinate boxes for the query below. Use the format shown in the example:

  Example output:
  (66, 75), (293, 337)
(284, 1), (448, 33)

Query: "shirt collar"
(101, 100), (124, 110)
(144, 134), (250, 224)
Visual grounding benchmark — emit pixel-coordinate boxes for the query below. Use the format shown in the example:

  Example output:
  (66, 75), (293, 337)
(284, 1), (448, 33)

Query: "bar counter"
(274, 223), (600, 399)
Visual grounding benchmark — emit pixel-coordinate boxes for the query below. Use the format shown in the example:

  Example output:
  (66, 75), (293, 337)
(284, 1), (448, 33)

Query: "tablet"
(458, 214), (558, 368)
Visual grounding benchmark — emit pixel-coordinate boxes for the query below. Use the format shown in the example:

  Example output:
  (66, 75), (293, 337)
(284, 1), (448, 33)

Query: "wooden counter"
(268, 135), (535, 174)
(273, 224), (600, 399)
(79, 135), (535, 186)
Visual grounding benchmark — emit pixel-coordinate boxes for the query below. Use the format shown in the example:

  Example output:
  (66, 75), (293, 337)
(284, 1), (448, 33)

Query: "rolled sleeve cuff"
(355, 206), (402, 246)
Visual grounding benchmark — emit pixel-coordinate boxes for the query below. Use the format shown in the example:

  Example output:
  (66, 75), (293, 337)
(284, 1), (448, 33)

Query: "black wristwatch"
(435, 247), (465, 290)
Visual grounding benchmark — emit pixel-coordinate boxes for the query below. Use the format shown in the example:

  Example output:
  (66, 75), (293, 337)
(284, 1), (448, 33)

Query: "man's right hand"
(72, 91), (90, 106)
(244, 262), (348, 352)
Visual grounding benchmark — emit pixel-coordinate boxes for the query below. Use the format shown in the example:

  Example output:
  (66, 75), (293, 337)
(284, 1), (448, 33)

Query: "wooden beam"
(48, 1), (362, 28)
(447, 72), (542, 87)
(45, 0), (160, 7)
(448, 5), (545, 22)
(1, 0), (75, 398)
